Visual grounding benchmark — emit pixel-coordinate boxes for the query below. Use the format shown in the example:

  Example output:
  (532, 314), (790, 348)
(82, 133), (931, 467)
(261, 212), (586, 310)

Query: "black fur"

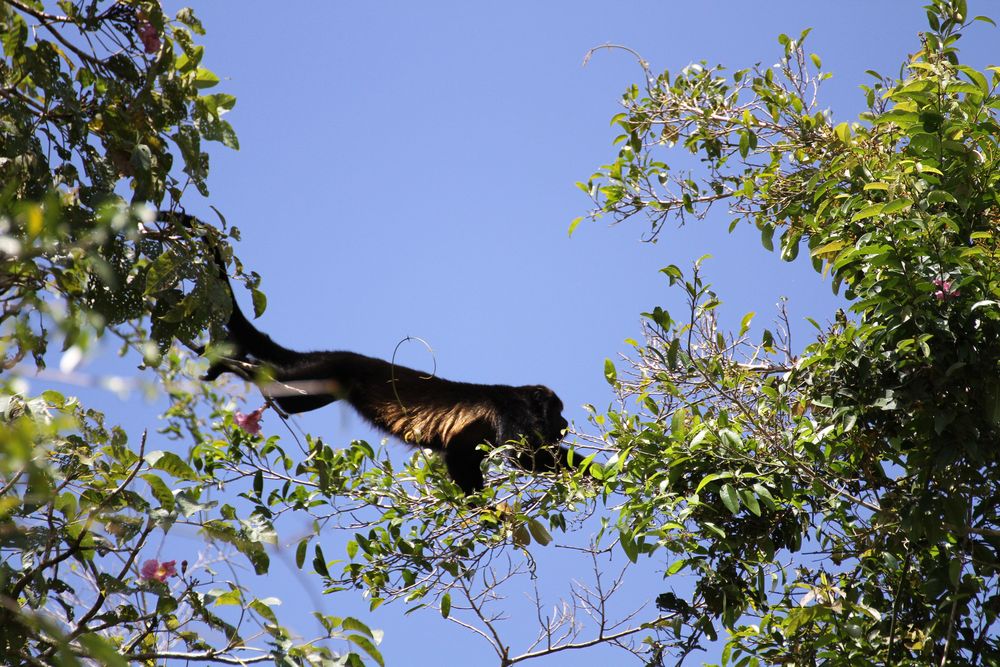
(204, 254), (571, 494)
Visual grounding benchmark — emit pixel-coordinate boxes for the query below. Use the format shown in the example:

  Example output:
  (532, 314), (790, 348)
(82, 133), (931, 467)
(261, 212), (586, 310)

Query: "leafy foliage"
(579, 0), (1000, 663)
(11, 1), (1000, 666)
(0, 3), (379, 665)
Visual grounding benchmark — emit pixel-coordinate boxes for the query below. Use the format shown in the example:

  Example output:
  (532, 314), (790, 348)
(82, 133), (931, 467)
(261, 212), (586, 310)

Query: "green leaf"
(851, 203), (885, 222)
(347, 632), (385, 667)
(811, 240), (847, 258)
(140, 474), (175, 512)
(194, 67), (220, 89)
(874, 109), (919, 127)
(214, 589), (243, 606)
(762, 329), (775, 350)
(659, 264), (684, 284)
(949, 558), (962, 587)
(249, 598), (279, 625)
(620, 531), (639, 563)
(760, 223), (775, 251)
(957, 64), (990, 94)
(76, 634), (128, 667)
(343, 617), (374, 637)
(145, 251), (181, 295)
(42, 389), (67, 406)
(739, 311), (755, 336)
(834, 122), (851, 143)
(157, 596), (178, 615)
(702, 521), (726, 539)
(440, 593), (451, 618)
(752, 483), (777, 510)
(946, 82), (982, 96)
(313, 544), (330, 577)
(696, 471), (731, 493)
(971, 300), (999, 311)
(741, 489), (761, 516)
(645, 306), (671, 329)
(527, 518), (552, 546)
(513, 523), (531, 547)
(131, 144), (152, 174)
(670, 408), (687, 436)
(296, 539), (308, 569)
(720, 483), (740, 515)
(781, 230), (801, 261)
(198, 93), (237, 115)
(956, 0), (967, 21)
(603, 358), (617, 385)
(204, 119), (240, 150)
(926, 190), (957, 205)
(667, 338), (680, 369)
(145, 451), (198, 481)
(915, 162), (943, 175)
(881, 198), (913, 215)
(719, 429), (742, 449)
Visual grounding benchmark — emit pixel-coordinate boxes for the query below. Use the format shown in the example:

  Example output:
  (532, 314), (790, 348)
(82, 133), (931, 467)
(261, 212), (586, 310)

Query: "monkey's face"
(525, 385), (568, 445)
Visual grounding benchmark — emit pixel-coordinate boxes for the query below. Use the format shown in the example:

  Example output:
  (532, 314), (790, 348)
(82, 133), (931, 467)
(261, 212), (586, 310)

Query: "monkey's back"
(318, 351), (503, 451)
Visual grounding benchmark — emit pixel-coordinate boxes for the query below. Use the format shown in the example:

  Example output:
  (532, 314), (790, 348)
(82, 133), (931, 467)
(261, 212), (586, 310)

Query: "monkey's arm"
(442, 428), (489, 495)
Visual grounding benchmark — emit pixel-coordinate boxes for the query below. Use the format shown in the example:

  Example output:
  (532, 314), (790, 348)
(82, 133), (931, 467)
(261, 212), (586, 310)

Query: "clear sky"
(46, 2), (997, 665)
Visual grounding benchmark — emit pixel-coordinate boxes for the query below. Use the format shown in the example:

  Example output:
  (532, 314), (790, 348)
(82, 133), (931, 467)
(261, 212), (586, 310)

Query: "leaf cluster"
(1, 4), (379, 665)
(580, 1), (1000, 664)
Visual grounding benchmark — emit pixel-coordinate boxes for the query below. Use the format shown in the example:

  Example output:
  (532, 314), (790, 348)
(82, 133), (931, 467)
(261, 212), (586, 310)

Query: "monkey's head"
(521, 384), (568, 446)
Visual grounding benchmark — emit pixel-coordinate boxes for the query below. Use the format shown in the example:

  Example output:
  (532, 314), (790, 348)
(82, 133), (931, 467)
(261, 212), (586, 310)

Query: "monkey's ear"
(529, 385), (552, 402)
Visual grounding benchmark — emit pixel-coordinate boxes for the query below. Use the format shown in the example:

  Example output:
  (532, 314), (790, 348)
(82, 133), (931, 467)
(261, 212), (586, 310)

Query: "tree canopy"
(0, 2), (379, 664)
(3, 0), (1000, 665)
(578, 0), (1000, 662)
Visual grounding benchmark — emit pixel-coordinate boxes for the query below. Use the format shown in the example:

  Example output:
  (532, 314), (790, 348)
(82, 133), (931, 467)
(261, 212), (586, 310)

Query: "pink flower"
(235, 406), (267, 435)
(137, 22), (161, 54)
(933, 278), (960, 301)
(141, 559), (177, 582)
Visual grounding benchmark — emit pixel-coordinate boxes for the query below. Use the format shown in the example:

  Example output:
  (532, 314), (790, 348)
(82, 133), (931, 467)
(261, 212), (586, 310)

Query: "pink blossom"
(933, 278), (960, 301)
(137, 22), (161, 54)
(141, 559), (177, 582)
(235, 406), (267, 435)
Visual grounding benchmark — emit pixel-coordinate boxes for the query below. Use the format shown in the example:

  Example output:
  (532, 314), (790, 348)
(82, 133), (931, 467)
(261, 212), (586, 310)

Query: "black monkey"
(202, 245), (572, 495)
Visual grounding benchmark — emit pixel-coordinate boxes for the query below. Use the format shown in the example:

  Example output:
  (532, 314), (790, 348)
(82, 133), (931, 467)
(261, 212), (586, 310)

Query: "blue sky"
(47, 2), (996, 665)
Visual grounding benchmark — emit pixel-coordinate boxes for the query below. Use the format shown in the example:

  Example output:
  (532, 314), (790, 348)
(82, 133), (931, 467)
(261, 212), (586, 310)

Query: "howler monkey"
(202, 244), (572, 495)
